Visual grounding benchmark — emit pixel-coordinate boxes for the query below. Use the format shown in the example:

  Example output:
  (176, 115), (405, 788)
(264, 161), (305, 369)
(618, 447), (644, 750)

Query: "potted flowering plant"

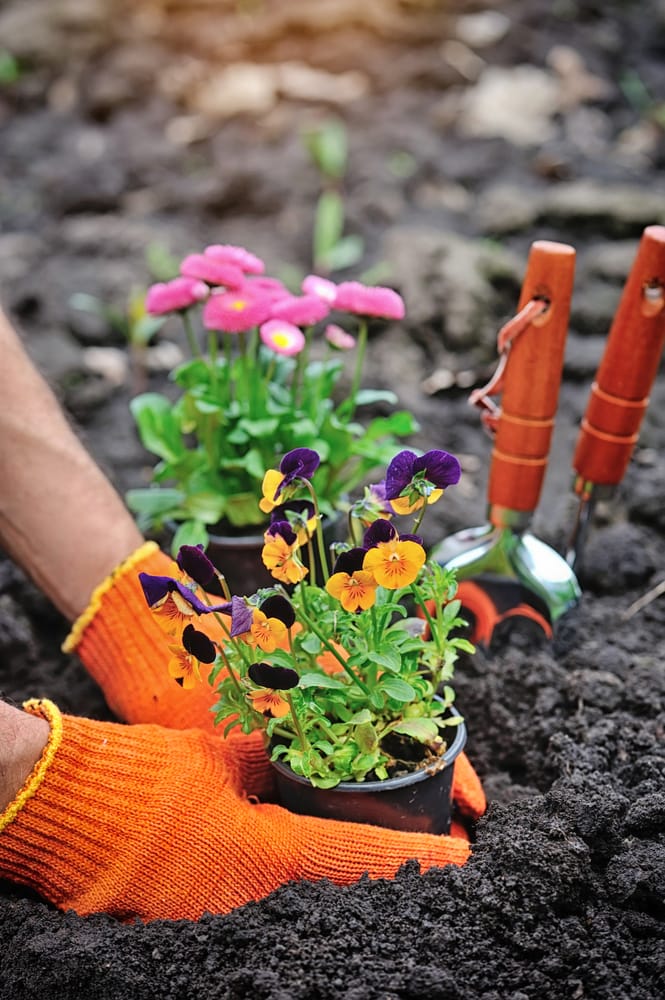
(126, 243), (417, 584)
(139, 445), (474, 834)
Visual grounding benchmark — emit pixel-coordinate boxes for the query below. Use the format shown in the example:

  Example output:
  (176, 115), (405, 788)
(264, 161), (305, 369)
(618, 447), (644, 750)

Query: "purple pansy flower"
(384, 449), (461, 500)
(139, 573), (230, 615)
(273, 448), (321, 499)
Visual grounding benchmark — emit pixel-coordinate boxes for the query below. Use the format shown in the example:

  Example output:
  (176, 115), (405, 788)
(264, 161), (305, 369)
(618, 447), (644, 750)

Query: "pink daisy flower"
(334, 281), (405, 320)
(302, 274), (338, 304)
(204, 244), (265, 275)
(260, 319), (306, 357)
(325, 323), (356, 351)
(248, 276), (292, 303)
(180, 253), (245, 289)
(202, 287), (273, 332)
(145, 277), (209, 315)
(270, 294), (330, 326)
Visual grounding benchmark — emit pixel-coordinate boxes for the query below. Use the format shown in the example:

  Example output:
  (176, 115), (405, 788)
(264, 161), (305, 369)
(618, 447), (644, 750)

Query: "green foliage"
(0, 50), (20, 85)
(303, 117), (364, 275)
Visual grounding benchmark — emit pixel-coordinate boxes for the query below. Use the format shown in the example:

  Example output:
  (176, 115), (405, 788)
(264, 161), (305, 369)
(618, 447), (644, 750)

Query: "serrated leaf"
(392, 718), (440, 743)
(380, 676), (416, 702)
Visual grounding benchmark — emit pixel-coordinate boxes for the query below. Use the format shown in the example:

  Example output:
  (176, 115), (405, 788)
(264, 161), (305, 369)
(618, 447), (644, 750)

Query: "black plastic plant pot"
(198, 508), (347, 597)
(271, 717), (467, 835)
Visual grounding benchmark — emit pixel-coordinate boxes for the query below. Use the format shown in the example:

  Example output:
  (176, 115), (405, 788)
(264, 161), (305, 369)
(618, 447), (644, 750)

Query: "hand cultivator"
(431, 225), (665, 646)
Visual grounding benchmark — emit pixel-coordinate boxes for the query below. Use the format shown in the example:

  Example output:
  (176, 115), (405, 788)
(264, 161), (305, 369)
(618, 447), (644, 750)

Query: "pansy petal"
(363, 520), (397, 548)
(229, 595), (255, 637)
(248, 662), (299, 690)
(177, 544), (216, 587)
(181, 623), (217, 663)
(384, 450), (418, 500)
(415, 449), (461, 488)
(260, 594), (296, 628)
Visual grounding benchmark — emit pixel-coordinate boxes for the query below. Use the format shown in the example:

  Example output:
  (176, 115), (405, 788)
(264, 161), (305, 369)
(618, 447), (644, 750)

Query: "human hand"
(0, 699), (481, 922)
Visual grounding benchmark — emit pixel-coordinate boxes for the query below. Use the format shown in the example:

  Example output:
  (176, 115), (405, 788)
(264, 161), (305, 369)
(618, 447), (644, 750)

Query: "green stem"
(346, 319), (367, 420)
(411, 501), (427, 535)
(182, 311), (201, 358)
(207, 331), (219, 396)
(295, 604), (370, 694)
(285, 692), (310, 751)
(303, 480), (330, 582)
(410, 582), (438, 646)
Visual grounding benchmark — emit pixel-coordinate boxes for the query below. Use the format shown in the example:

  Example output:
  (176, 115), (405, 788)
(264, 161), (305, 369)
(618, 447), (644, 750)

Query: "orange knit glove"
(0, 700), (481, 922)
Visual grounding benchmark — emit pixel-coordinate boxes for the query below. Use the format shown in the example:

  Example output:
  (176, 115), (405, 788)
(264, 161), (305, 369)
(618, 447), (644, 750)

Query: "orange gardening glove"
(0, 699), (483, 923)
(63, 541), (485, 823)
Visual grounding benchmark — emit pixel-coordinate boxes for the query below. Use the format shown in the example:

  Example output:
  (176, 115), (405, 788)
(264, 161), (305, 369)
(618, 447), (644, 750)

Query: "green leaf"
(368, 648), (401, 673)
(354, 389), (398, 407)
(239, 417), (280, 437)
(223, 492), (264, 527)
(324, 235), (364, 272)
(125, 487), (185, 518)
(300, 633), (323, 655)
(303, 117), (348, 179)
(347, 710), (371, 725)
(132, 314), (166, 348)
(354, 721), (378, 753)
(313, 190), (344, 265)
(380, 676), (416, 702)
(193, 398), (222, 415)
(130, 393), (184, 462)
(183, 491), (226, 523)
(299, 673), (346, 690)
(171, 519), (209, 553)
(392, 718), (440, 743)
(243, 448), (267, 481)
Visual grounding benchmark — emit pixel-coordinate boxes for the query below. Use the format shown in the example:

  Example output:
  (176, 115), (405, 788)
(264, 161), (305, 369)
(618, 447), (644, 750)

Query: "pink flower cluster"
(145, 244), (405, 357)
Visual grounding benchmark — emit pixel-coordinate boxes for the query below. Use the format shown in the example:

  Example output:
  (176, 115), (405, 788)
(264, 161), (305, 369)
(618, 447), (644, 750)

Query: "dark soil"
(1, 1), (665, 997)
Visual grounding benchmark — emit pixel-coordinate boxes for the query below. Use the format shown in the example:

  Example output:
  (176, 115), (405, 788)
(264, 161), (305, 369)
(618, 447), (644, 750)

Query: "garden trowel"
(430, 240), (580, 645)
(566, 224), (665, 570)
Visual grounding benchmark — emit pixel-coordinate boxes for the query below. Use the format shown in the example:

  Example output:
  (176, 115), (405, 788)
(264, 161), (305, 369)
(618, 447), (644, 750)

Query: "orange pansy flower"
(262, 534), (308, 585)
(326, 570), (377, 613)
(247, 688), (291, 718)
(362, 539), (426, 589)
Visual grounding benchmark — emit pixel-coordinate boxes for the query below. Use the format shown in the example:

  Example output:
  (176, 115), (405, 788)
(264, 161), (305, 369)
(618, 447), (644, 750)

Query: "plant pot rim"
(271, 714), (467, 793)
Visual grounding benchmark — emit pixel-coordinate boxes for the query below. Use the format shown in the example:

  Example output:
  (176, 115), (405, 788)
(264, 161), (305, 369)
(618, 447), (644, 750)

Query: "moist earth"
(1, 1), (664, 997)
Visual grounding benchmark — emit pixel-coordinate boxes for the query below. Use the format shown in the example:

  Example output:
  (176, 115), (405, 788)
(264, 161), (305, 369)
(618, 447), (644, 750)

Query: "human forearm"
(0, 307), (143, 620)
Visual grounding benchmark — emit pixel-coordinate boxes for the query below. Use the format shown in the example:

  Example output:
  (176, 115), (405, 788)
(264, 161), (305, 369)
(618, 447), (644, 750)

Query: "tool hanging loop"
(469, 297), (549, 435)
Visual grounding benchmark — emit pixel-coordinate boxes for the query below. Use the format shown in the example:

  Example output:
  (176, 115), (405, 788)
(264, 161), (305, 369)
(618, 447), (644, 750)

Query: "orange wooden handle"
(488, 240), (576, 513)
(573, 225), (665, 488)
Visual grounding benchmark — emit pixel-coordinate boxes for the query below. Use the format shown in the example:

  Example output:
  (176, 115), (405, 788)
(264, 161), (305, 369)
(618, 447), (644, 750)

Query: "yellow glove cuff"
(62, 541), (159, 653)
(0, 699), (63, 834)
